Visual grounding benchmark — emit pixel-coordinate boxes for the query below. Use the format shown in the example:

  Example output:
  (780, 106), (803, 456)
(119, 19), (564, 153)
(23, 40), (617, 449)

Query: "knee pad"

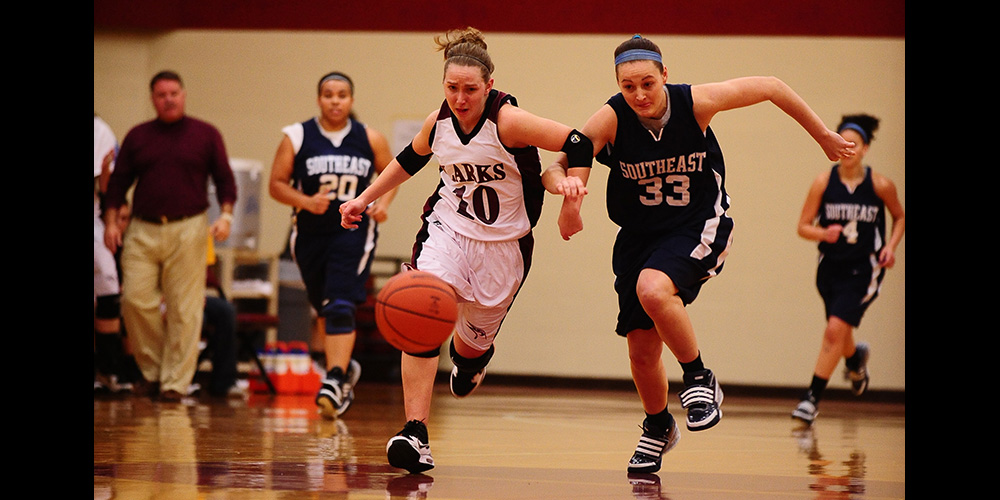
(406, 346), (444, 358)
(95, 294), (121, 320)
(322, 299), (356, 335)
(449, 340), (494, 372)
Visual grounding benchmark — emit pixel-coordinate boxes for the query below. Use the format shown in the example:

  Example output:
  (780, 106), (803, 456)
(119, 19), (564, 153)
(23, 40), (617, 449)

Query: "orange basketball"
(375, 271), (458, 353)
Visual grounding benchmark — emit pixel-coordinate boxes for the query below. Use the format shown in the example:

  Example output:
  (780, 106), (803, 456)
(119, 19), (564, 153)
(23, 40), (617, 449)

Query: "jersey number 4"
(840, 220), (860, 244)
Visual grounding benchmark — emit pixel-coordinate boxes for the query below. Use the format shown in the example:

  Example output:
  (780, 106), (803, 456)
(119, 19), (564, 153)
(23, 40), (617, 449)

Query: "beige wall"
(94, 30), (905, 390)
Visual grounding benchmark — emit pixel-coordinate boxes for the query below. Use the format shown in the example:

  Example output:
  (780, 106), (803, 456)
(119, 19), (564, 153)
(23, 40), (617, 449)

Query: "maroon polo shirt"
(104, 116), (237, 220)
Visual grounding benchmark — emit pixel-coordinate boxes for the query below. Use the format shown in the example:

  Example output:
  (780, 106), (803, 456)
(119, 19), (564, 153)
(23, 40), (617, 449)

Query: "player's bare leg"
(628, 329), (669, 413)
(315, 317), (361, 419)
(637, 269), (722, 431)
(401, 353), (438, 422)
(626, 328), (680, 473)
(814, 316), (855, 379)
(386, 353), (438, 473)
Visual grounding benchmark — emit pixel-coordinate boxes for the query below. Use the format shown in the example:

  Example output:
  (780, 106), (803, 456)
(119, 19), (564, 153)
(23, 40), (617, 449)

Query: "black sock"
(645, 406), (674, 430)
(808, 375), (829, 402)
(325, 366), (345, 382)
(679, 353), (705, 374)
(845, 348), (863, 371)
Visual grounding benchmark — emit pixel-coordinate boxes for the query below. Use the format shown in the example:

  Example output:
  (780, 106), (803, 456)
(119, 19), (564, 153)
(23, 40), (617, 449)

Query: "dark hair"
(316, 71), (359, 121)
(317, 71), (354, 96)
(614, 34), (664, 72)
(434, 27), (494, 81)
(837, 113), (880, 145)
(150, 70), (183, 91)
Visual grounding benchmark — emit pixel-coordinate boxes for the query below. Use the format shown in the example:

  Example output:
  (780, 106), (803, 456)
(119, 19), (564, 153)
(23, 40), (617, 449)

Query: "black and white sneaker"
(791, 390), (819, 426)
(844, 343), (870, 396)
(316, 359), (362, 419)
(678, 369), (723, 431)
(387, 420), (435, 473)
(627, 416), (680, 474)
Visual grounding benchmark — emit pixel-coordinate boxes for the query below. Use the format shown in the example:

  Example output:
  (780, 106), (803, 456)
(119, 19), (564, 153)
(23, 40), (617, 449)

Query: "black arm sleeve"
(396, 142), (433, 176)
(561, 129), (593, 169)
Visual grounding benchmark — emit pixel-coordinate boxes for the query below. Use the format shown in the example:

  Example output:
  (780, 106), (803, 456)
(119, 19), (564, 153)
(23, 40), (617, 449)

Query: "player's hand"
(557, 201), (584, 241)
(823, 224), (843, 243)
(555, 178), (586, 241)
(340, 199), (366, 229)
(302, 191), (332, 215)
(555, 176), (588, 199)
(368, 202), (389, 223)
(878, 247), (896, 268)
(823, 130), (857, 161)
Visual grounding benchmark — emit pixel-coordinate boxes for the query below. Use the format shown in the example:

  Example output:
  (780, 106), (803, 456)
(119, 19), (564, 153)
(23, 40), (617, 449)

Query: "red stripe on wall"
(94, 0), (904, 38)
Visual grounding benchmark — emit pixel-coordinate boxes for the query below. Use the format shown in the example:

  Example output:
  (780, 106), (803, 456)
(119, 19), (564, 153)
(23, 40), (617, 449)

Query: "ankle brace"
(449, 341), (494, 373)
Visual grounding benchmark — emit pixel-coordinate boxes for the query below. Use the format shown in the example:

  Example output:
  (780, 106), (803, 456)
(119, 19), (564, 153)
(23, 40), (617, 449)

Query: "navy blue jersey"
(817, 165), (886, 263)
(292, 117), (376, 233)
(597, 84), (730, 234)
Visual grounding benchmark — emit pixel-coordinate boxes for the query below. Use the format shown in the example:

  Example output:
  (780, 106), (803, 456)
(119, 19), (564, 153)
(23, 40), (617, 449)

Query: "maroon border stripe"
(94, 0), (904, 38)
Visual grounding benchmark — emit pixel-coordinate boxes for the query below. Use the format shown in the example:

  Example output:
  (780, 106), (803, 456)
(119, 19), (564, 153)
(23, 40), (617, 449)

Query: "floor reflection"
(94, 383), (904, 500)
(793, 425), (868, 499)
(627, 472), (672, 500)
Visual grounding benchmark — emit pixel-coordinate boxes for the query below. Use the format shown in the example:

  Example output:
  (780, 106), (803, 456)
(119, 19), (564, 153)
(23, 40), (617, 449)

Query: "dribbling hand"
(340, 199), (366, 229)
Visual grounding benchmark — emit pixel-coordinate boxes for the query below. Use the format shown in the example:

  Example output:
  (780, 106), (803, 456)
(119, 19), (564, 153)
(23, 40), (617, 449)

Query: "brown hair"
(434, 27), (494, 81)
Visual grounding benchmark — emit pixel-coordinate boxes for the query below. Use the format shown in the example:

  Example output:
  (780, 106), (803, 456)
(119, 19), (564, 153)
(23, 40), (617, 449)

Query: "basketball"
(375, 271), (458, 353)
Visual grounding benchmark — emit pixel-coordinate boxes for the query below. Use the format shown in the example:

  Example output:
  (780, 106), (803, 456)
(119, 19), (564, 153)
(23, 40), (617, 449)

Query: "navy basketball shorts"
(815, 255), (885, 327)
(291, 223), (377, 313)
(612, 223), (731, 337)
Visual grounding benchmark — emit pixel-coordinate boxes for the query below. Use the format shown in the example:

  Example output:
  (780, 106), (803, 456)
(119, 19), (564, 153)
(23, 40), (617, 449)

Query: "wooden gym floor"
(94, 376), (905, 499)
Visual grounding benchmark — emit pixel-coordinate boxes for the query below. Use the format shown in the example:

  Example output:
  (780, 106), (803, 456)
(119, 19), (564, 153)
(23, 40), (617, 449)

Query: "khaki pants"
(121, 213), (208, 394)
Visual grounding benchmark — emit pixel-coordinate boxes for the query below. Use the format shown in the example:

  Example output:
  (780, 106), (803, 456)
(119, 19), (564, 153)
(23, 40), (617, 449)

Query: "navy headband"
(614, 49), (662, 66)
(838, 122), (869, 143)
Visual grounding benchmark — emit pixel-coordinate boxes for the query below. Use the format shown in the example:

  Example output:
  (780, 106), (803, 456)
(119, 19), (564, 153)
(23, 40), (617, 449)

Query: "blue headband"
(838, 122), (869, 144)
(614, 49), (662, 66)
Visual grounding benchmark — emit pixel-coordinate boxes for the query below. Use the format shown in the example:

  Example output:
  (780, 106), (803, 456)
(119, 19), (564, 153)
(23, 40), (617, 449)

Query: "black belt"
(135, 212), (200, 224)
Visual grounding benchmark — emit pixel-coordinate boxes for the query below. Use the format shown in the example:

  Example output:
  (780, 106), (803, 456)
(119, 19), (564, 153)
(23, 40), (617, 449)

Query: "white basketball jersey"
(428, 90), (544, 242)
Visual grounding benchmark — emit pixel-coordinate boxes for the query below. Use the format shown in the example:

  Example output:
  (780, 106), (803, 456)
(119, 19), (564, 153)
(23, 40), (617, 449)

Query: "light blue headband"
(838, 122), (869, 144)
(614, 49), (662, 66)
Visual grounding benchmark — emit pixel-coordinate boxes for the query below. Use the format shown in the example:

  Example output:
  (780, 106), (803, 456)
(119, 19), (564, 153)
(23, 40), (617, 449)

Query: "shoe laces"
(401, 420), (428, 441)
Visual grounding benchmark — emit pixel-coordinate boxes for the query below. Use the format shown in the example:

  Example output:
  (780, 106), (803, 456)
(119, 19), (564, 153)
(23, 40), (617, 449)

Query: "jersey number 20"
(319, 174), (360, 201)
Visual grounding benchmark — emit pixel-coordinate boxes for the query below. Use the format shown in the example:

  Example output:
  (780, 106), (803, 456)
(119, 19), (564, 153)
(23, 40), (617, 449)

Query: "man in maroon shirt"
(103, 71), (238, 402)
